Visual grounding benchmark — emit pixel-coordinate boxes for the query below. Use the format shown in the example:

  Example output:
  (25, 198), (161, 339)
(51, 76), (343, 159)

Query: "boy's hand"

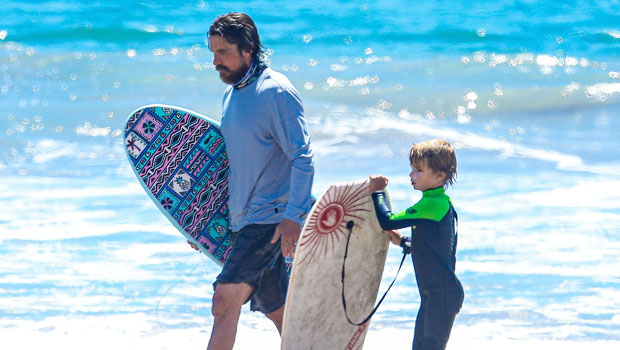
(369, 175), (388, 192)
(385, 230), (402, 246)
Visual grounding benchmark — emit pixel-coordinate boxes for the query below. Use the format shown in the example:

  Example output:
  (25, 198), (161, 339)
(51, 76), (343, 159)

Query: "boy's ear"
(436, 171), (447, 183)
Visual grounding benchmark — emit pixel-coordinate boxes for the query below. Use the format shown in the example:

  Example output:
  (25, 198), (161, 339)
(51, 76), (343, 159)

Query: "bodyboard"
(281, 180), (390, 349)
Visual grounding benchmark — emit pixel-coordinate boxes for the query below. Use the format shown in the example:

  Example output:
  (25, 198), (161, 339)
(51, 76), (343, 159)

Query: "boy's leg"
(413, 295), (427, 349)
(413, 290), (463, 350)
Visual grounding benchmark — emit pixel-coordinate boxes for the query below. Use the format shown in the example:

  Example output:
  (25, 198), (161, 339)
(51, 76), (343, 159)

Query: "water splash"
(604, 30), (620, 39)
(330, 64), (347, 71)
(304, 82), (318, 90)
(75, 122), (111, 137)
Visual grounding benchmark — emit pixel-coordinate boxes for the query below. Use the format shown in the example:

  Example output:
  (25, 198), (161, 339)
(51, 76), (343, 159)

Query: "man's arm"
(269, 88), (314, 257)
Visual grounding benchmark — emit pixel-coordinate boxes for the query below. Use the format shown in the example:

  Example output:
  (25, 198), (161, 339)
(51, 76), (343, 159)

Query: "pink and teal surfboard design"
(124, 105), (231, 266)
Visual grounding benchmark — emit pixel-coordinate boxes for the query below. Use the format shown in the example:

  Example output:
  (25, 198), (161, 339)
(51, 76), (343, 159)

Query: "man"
(206, 12), (314, 350)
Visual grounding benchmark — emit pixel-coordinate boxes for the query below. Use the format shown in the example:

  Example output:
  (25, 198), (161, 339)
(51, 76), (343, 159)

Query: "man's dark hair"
(208, 12), (265, 62)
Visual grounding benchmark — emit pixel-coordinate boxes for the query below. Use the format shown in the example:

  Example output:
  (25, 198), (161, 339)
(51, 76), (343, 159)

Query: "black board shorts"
(214, 223), (288, 314)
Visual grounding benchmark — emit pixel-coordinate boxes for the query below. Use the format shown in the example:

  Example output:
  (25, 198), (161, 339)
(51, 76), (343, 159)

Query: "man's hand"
(187, 240), (199, 251)
(369, 175), (389, 192)
(271, 218), (302, 258)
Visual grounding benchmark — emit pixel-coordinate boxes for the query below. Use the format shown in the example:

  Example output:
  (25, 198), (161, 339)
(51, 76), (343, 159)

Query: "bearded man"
(206, 12), (314, 350)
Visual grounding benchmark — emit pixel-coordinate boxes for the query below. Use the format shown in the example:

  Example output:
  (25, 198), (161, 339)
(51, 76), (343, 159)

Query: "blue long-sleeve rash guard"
(221, 68), (314, 232)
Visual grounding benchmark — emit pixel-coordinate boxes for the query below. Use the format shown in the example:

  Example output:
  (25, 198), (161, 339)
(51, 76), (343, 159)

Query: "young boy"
(369, 139), (463, 350)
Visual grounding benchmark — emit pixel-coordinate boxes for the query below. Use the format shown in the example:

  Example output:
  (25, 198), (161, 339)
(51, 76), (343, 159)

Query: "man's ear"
(242, 43), (254, 60)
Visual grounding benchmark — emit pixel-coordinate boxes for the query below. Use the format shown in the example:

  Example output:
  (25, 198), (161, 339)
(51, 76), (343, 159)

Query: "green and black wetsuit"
(372, 187), (464, 350)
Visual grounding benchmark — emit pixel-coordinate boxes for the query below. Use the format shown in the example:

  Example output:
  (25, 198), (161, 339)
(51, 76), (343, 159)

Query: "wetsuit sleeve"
(371, 191), (419, 230)
(371, 190), (451, 230)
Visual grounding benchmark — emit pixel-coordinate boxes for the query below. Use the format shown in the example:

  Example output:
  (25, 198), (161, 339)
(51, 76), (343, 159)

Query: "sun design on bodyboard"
(298, 181), (370, 265)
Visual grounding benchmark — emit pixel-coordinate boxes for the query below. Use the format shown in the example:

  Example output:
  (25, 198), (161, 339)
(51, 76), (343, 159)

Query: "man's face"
(209, 35), (252, 85)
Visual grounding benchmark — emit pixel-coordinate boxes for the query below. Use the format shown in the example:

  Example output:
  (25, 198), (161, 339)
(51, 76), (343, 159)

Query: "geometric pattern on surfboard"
(124, 104), (231, 266)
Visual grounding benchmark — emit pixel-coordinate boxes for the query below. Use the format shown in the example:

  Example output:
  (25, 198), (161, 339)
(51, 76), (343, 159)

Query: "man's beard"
(216, 61), (250, 85)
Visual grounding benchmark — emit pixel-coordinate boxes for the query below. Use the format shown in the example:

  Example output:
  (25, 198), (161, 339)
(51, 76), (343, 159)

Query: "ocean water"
(1, 0), (620, 349)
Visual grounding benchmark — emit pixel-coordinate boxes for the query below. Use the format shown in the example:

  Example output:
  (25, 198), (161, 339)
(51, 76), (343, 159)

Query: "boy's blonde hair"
(409, 139), (457, 188)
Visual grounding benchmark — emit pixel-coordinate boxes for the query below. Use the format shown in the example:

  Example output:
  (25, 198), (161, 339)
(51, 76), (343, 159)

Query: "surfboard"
(281, 180), (390, 350)
(123, 104), (231, 266)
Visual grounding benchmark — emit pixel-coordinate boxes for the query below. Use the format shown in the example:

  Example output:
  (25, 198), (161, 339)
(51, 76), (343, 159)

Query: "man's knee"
(211, 283), (252, 317)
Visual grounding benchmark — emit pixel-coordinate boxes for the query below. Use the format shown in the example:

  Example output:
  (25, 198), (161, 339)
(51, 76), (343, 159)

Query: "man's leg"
(208, 282), (254, 350)
(265, 305), (284, 334)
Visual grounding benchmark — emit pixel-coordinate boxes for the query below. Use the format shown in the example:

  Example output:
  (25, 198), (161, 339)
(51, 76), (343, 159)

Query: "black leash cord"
(341, 220), (409, 326)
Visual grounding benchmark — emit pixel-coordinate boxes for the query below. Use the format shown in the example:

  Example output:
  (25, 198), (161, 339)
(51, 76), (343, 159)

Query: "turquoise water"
(2, 0), (620, 348)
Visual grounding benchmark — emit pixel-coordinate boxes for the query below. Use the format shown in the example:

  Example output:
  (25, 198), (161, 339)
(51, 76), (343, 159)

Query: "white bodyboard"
(281, 180), (390, 349)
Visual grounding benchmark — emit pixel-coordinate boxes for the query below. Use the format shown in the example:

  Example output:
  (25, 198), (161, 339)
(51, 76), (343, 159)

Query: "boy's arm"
(371, 191), (418, 231)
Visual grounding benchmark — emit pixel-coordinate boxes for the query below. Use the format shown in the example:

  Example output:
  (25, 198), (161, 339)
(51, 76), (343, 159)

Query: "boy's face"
(409, 160), (446, 191)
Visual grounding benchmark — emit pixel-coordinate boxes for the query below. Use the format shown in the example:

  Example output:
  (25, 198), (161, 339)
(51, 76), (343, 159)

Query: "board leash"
(341, 220), (410, 326)
(155, 258), (202, 329)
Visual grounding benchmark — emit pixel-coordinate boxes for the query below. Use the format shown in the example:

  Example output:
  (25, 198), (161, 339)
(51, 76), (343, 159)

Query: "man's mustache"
(216, 65), (229, 73)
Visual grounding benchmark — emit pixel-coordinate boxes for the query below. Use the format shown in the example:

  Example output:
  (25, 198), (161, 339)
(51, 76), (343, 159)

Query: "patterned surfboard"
(281, 180), (390, 350)
(124, 104), (231, 266)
